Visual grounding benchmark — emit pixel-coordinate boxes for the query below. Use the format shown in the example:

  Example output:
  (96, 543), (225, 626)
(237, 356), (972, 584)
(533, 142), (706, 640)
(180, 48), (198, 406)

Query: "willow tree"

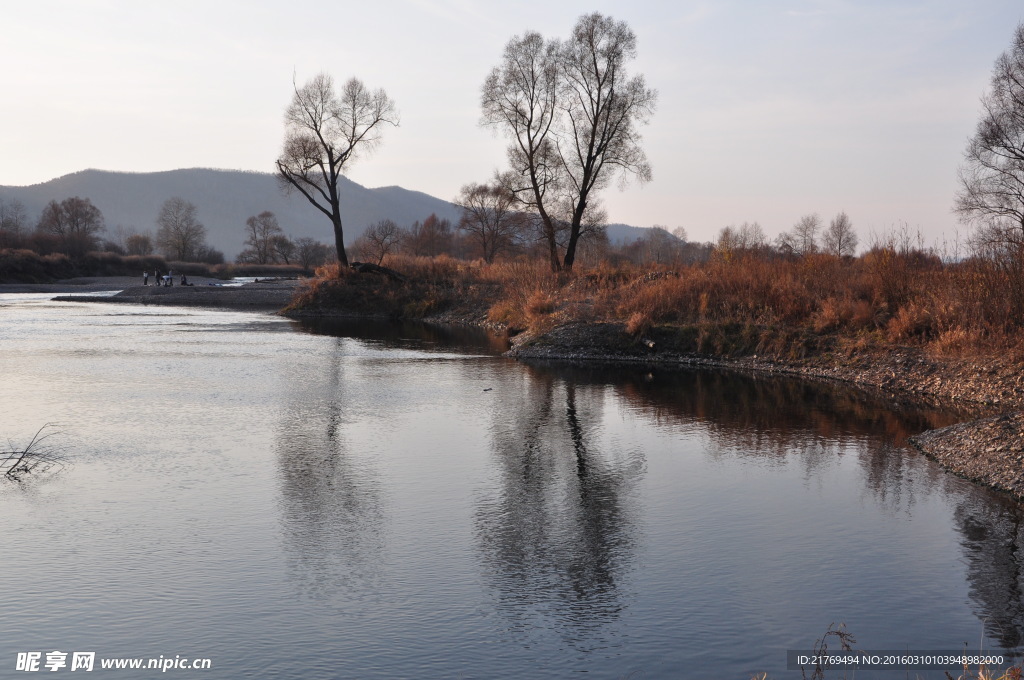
(482, 13), (657, 271)
(276, 73), (398, 267)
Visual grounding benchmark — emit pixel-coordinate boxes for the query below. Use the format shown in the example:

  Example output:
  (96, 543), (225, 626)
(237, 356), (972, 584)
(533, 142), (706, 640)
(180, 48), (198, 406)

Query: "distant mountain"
(605, 223), (652, 245)
(0, 168), (463, 259)
(0, 168), (649, 258)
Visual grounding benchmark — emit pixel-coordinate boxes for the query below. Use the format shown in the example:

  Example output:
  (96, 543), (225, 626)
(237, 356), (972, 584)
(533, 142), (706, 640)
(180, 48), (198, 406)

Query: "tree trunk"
(562, 200), (587, 272)
(332, 214), (348, 267)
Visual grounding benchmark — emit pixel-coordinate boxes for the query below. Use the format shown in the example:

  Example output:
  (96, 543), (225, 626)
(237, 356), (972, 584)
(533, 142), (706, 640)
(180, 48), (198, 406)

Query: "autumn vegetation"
(288, 219), (1024, 364)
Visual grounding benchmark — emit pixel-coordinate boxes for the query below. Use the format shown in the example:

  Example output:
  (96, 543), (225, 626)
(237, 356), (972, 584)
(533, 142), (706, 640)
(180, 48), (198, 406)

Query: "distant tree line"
(343, 208), (862, 270)
(234, 210), (333, 271)
(0, 195), (224, 265)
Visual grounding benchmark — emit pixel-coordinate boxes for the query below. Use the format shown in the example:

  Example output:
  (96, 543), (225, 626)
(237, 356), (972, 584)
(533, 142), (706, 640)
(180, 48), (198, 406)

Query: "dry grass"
(290, 248), (1024, 360)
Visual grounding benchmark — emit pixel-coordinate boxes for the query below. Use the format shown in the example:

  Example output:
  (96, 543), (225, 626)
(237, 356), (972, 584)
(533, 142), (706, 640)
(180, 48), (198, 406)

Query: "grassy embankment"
(287, 250), (1024, 364)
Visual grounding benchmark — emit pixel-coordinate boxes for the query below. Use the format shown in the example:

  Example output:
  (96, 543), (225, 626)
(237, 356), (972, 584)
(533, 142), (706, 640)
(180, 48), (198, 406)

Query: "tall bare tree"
(156, 197), (206, 261)
(956, 23), (1024, 251)
(276, 73), (398, 268)
(956, 22), (1024, 318)
(36, 196), (105, 258)
(483, 14), (656, 272)
(558, 13), (657, 270)
(482, 32), (563, 271)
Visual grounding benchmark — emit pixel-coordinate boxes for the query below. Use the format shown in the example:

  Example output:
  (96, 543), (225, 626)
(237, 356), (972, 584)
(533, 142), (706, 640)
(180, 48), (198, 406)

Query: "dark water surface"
(1, 294), (1023, 678)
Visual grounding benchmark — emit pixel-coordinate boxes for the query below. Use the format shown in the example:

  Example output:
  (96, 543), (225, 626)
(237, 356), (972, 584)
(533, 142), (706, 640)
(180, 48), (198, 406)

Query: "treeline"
(0, 194), (335, 279)
(344, 208), (857, 270)
(0, 195), (225, 264)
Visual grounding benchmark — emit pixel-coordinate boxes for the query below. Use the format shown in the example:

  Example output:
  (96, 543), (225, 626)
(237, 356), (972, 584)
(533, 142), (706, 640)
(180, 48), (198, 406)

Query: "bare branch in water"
(1, 424), (67, 481)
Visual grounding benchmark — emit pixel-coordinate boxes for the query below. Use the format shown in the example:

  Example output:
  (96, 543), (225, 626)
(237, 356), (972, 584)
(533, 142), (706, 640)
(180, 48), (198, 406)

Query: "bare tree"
(784, 213), (822, 255)
(403, 214), (453, 257)
(482, 32), (563, 271)
(558, 13), (657, 271)
(296, 237), (332, 271)
(242, 211), (284, 264)
(634, 225), (684, 265)
(156, 197), (207, 261)
(455, 182), (523, 263)
(359, 219), (404, 265)
(276, 73), (398, 268)
(482, 13), (657, 272)
(36, 197), (105, 258)
(125, 233), (154, 256)
(736, 221), (767, 251)
(956, 23), (1024, 245)
(0, 197), (29, 248)
(270, 235), (296, 265)
(954, 24), (1024, 319)
(823, 211), (858, 256)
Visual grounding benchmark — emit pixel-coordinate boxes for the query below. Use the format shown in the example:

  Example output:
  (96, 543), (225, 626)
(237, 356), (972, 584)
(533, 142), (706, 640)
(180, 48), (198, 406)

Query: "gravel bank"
(508, 322), (1024, 408)
(48, 279), (301, 310)
(910, 413), (1024, 499)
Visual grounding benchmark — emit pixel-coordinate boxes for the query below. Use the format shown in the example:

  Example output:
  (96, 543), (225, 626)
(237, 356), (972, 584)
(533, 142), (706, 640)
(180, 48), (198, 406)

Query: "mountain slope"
(0, 168), (463, 258)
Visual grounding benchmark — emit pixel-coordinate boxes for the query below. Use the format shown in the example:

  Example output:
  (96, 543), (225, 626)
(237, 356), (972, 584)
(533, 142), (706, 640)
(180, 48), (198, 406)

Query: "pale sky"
(2, 0), (1021, 245)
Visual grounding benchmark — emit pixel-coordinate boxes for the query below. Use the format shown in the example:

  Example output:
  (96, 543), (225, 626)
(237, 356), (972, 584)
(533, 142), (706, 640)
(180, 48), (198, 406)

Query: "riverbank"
(9, 276), (303, 310)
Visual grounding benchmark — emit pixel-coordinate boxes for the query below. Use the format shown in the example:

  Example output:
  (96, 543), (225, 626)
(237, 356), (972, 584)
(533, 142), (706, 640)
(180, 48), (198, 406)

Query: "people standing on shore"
(143, 271), (149, 286)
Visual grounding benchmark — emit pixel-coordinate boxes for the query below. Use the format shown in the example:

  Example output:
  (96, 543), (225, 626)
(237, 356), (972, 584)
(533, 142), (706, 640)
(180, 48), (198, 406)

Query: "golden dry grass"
(293, 249), (1024, 360)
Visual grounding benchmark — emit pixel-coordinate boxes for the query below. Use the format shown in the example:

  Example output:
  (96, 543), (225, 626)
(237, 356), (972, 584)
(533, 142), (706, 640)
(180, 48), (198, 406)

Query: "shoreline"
(2, 276), (302, 310)
(8, 275), (1024, 502)
(504, 321), (1024, 500)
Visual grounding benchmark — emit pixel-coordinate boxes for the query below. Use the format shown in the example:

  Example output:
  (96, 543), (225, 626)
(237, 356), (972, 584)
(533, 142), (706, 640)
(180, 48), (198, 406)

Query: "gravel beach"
(5, 276), (305, 310)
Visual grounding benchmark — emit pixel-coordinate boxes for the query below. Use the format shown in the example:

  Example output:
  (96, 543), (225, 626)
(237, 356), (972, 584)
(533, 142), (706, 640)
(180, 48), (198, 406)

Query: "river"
(1, 293), (1022, 678)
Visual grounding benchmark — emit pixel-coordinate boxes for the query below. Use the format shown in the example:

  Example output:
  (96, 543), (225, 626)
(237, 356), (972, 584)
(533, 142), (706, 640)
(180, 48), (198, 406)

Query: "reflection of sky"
(1, 297), (1022, 678)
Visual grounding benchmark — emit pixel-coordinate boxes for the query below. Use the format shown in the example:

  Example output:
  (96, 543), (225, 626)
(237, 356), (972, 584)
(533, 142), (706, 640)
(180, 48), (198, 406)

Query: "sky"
(2, 0), (1021, 246)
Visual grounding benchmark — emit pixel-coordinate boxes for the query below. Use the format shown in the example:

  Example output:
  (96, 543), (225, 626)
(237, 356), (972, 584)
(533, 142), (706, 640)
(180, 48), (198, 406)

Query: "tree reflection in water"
(477, 367), (644, 649)
(274, 337), (387, 605)
(479, 359), (1022, 651)
(954, 496), (1024, 651)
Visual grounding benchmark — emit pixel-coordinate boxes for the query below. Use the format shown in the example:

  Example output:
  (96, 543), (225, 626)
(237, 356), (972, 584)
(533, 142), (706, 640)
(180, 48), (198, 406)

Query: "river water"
(1, 294), (1023, 679)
